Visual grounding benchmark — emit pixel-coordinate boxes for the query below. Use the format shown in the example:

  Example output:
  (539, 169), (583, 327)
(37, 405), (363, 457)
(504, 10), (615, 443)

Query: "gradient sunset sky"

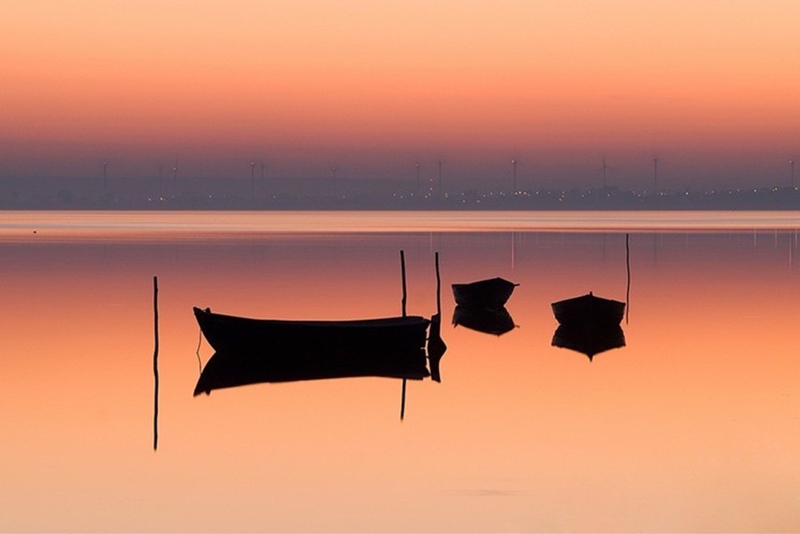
(1, 0), (799, 189)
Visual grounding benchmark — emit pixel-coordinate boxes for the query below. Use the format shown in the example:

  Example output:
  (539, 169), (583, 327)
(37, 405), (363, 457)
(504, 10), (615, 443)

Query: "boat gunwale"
(193, 307), (430, 328)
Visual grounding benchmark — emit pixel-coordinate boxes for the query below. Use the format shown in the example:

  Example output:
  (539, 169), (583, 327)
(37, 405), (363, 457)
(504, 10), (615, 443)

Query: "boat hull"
(551, 293), (625, 327)
(194, 307), (430, 354)
(451, 277), (518, 309)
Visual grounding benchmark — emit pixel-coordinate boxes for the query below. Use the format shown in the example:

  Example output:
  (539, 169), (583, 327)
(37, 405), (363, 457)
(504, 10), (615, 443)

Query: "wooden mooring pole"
(625, 234), (631, 325)
(400, 250), (407, 421)
(153, 276), (160, 451)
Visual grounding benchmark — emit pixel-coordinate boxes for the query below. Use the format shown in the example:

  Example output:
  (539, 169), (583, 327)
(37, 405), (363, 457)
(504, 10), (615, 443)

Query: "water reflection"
(551, 323), (626, 361)
(452, 305), (516, 336)
(4, 221), (800, 532)
(194, 347), (430, 394)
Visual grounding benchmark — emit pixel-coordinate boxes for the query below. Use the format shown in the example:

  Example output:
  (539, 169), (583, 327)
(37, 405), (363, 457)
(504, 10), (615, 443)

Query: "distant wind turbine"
(250, 162), (256, 198)
(598, 157), (612, 189)
(791, 158), (796, 188)
(260, 162), (265, 191)
(511, 159), (518, 193)
(172, 154), (179, 193)
(102, 161), (108, 193)
(653, 157), (659, 194)
(415, 163), (421, 194)
(438, 160), (443, 195)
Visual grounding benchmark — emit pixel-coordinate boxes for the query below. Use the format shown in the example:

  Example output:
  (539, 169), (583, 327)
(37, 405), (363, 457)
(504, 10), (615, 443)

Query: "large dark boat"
(194, 307), (430, 354)
(193, 307), (432, 395)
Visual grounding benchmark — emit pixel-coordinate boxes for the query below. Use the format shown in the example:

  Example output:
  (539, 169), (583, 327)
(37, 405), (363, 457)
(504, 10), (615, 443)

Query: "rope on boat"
(195, 327), (204, 375)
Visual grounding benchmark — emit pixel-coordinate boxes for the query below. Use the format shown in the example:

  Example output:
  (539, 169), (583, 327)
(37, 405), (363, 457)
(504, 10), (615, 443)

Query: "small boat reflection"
(452, 277), (518, 309)
(551, 323), (626, 361)
(452, 305), (516, 336)
(551, 292), (626, 361)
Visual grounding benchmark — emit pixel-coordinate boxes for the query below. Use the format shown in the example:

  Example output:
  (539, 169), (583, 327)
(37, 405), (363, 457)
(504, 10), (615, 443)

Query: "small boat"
(452, 305), (516, 336)
(194, 307), (430, 354)
(452, 277), (518, 309)
(551, 292), (625, 327)
(552, 323), (626, 361)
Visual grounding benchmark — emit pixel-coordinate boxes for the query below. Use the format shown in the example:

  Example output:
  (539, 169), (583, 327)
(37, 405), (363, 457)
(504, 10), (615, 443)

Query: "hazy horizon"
(2, 1), (798, 195)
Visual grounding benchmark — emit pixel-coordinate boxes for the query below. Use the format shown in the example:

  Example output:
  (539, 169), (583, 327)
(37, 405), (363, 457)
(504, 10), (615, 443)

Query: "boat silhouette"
(551, 292), (626, 361)
(194, 307), (430, 354)
(193, 307), (432, 395)
(452, 277), (518, 309)
(551, 292), (625, 328)
(452, 305), (516, 336)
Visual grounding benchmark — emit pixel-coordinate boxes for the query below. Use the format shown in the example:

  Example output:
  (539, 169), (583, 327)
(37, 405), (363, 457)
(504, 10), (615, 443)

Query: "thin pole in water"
(153, 276), (160, 451)
(400, 380), (407, 421)
(400, 250), (407, 317)
(625, 234), (631, 325)
(400, 250), (408, 421)
(428, 251), (446, 383)
(435, 251), (441, 315)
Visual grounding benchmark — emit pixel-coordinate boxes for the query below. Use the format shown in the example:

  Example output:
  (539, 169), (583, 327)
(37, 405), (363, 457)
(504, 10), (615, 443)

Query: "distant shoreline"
(2, 185), (799, 211)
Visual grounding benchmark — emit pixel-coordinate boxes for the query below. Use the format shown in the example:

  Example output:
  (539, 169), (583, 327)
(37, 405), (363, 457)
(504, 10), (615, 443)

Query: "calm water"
(1, 211), (800, 532)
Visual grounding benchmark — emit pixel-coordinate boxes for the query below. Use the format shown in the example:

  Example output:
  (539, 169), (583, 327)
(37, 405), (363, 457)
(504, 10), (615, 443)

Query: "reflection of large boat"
(194, 307), (430, 354)
(551, 292), (625, 327)
(452, 277), (518, 309)
(452, 305), (515, 336)
(551, 323), (625, 361)
(194, 346), (430, 395)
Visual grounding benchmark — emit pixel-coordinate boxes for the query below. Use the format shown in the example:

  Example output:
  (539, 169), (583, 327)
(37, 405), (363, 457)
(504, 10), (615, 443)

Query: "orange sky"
(1, 0), (799, 185)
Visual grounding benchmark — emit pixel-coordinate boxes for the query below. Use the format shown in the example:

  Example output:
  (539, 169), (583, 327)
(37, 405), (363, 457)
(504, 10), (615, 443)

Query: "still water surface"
(1, 211), (799, 532)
